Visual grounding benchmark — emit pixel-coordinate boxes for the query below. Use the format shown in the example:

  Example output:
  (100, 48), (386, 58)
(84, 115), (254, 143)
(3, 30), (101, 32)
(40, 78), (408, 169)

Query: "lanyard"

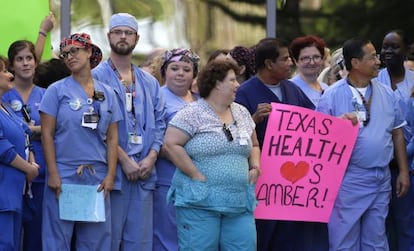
(347, 78), (373, 126)
(108, 59), (135, 94)
(107, 59), (149, 133)
(108, 58), (136, 114)
(108, 58), (139, 131)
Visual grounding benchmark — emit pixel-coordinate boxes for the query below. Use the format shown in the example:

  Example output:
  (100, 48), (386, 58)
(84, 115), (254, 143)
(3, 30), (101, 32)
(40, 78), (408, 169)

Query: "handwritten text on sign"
(254, 103), (358, 222)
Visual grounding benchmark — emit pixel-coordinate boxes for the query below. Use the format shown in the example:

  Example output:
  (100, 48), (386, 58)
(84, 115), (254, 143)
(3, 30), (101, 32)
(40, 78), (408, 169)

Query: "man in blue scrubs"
(92, 13), (166, 251)
(317, 37), (410, 251)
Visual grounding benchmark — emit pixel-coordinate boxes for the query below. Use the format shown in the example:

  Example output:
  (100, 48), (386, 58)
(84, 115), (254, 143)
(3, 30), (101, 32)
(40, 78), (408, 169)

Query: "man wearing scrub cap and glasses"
(93, 13), (166, 251)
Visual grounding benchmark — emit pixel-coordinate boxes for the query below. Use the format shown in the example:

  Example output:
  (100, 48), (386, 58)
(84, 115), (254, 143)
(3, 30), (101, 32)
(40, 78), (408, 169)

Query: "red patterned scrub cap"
(60, 33), (103, 69)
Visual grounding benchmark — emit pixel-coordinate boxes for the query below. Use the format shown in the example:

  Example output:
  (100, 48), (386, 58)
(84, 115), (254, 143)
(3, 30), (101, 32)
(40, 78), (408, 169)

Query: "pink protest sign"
(254, 103), (358, 223)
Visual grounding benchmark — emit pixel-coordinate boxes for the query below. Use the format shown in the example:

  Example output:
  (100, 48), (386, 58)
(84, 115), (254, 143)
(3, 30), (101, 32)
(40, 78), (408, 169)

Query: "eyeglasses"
(299, 55), (322, 64)
(223, 123), (233, 142)
(363, 54), (380, 61)
(59, 47), (81, 60)
(109, 30), (137, 36)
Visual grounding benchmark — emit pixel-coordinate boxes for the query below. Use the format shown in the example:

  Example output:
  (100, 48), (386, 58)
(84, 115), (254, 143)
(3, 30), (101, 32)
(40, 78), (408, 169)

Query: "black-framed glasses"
(59, 47), (81, 60)
(223, 123), (233, 142)
(109, 29), (137, 36)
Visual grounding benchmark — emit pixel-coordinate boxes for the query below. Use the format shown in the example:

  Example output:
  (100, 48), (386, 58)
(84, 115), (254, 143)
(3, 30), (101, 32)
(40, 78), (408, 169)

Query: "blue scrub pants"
(328, 166), (391, 251)
(175, 207), (256, 251)
(110, 189), (125, 251)
(153, 184), (178, 251)
(386, 167), (414, 251)
(42, 186), (111, 251)
(111, 178), (154, 251)
(0, 211), (22, 251)
(22, 181), (44, 251)
(42, 164), (112, 251)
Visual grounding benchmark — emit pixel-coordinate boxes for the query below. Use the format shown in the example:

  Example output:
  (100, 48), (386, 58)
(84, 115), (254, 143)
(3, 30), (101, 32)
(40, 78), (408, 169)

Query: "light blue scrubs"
(93, 60), (166, 251)
(0, 103), (30, 251)
(39, 76), (122, 251)
(376, 68), (414, 251)
(376, 69), (414, 141)
(317, 78), (405, 251)
(153, 86), (197, 251)
(290, 74), (328, 107)
(2, 85), (46, 251)
(168, 99), (257, 251)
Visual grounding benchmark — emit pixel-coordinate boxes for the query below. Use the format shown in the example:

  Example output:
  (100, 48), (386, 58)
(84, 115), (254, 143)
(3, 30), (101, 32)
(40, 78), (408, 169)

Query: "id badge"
(239, 131), (249, 146)
(82, 112), (99, 129)
(356, 111), (366, 128)
(128, 132), (142, 144)
(125, 93), (132, 112)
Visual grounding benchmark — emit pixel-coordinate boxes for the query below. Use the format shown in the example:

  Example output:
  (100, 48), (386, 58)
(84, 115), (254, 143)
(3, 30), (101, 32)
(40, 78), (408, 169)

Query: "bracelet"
(39, 31), (47, 37)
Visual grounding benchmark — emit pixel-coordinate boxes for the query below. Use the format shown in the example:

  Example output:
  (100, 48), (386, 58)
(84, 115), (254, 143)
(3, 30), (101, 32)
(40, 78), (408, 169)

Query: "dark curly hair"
(197, 60), (240, 98)
(229, 46), (256, 80)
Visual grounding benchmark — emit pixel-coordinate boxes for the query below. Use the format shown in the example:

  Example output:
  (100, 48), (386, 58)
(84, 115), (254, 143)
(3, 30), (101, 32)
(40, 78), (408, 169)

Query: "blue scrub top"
(92, 61), (166, 187)
(156, 86), (197, 186)
(317, 78), (405, 168)
(0, 104), (30, 212)
(39, 76), (122, 183)
(290, 74), (328, 108)
(2, 86), (46, 182)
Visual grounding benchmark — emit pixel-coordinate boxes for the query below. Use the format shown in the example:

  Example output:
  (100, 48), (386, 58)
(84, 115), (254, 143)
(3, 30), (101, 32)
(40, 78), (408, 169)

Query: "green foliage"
(111, 0), (165, 19)
(318, 0), (414, 49)
(64, 0), (166, 26)
(53, 0), (414, 58)
(202, 0), (414, 50)
(71, 0), (102, 25)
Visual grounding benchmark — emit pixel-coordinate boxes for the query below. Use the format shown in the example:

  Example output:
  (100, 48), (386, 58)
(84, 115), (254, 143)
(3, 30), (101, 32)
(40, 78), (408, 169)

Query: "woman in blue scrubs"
(40, 33), (121, 251)
(153, 48), (199, 251)
(2, 40), (46, 251)
(0, 56), (39, 250)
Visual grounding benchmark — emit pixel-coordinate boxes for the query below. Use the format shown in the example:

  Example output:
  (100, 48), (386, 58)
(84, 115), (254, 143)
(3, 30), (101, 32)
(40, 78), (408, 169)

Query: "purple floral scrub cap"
(160, 48), (200, 79)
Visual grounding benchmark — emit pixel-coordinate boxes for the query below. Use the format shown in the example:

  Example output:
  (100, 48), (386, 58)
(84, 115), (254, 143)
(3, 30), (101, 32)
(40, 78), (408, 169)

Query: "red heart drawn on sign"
(280, 161), (310, 184)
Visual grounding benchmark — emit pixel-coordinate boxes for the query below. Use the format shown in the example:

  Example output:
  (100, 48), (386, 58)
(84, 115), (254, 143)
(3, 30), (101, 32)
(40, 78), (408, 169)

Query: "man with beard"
(375, 30), (414, 251)
(92, 13), (166, 251)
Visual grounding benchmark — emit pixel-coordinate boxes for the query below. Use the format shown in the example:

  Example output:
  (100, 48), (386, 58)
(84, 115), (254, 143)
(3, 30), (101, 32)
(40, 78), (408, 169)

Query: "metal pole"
(266, 0), (276, 37)
(61, 0), (71, 39)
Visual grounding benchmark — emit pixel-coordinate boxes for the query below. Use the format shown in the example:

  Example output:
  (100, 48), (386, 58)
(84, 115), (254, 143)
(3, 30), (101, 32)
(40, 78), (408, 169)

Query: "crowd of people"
(2, 10), (414, 251)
